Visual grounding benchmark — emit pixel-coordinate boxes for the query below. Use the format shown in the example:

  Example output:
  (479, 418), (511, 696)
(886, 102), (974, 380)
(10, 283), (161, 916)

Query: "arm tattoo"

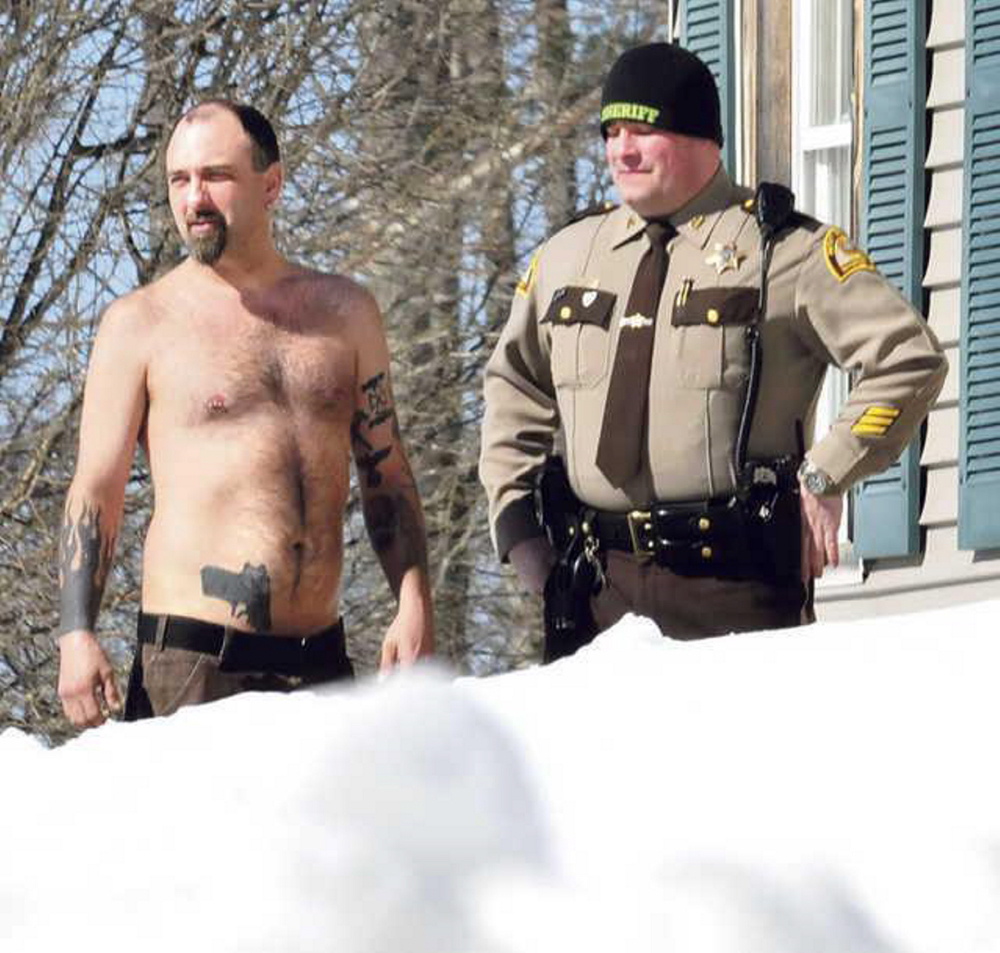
(363, 494), (429, 588)
(361, 372), (393, 425)
(58, 501), (115, 634)
(351, 371), (397, 488)
(200, 562), (272, 631)
(351, 408), (391, 487)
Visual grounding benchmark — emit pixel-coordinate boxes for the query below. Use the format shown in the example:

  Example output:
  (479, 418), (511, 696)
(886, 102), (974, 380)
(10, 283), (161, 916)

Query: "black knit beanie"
(600, 42), (723, 146)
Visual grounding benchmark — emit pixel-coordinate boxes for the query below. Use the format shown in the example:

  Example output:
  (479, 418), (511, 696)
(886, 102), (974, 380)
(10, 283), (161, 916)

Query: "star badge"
(705, 242), (745, 276)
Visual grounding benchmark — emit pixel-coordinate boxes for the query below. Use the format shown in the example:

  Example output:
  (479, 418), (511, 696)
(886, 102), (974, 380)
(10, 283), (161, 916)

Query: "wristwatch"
(797, 459), (835, 496)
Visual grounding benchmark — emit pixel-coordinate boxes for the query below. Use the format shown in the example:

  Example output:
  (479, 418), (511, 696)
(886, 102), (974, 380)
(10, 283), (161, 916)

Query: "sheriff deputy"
(479, 41), (947, 660)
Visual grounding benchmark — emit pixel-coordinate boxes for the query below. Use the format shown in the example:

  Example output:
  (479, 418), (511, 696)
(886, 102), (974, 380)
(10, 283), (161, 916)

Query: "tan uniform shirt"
(480, 167), (947, 559)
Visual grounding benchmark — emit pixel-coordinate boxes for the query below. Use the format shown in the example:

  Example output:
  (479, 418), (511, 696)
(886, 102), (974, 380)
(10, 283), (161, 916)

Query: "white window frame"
(791, 0), (854, 219)
(732, 0), (745, 184)
(791, 0), (862, 586)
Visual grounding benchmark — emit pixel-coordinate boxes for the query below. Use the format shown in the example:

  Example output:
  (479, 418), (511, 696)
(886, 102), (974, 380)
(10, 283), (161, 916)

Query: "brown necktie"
(596, 221), (675, 488)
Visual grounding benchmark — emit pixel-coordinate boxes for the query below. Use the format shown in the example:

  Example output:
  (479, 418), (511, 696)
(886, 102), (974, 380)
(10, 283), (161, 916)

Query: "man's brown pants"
(123, 613), (354, 720)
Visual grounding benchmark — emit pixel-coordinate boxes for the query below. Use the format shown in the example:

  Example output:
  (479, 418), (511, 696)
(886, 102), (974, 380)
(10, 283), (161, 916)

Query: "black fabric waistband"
(137, 612), (348, 678)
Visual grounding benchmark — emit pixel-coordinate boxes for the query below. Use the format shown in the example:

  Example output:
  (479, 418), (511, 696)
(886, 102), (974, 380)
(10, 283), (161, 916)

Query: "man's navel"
(291, 540), (305, 591)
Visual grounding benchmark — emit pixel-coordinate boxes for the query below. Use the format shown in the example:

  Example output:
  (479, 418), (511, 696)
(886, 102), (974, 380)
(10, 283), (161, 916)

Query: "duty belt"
(589, 498), (745, 573)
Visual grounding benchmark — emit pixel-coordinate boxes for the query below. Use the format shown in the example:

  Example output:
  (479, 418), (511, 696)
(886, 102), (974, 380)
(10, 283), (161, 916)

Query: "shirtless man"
(56, 100), (434, 729)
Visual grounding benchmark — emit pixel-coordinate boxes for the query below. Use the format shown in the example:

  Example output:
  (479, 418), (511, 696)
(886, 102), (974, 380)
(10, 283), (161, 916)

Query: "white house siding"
(818, 0), (1000, 620)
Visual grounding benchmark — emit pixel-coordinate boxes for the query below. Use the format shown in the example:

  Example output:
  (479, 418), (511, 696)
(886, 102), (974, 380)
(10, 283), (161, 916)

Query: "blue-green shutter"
(679, 0), (736, 175)
(853, 0), (927, 559)
(959, 0), (1000, 550)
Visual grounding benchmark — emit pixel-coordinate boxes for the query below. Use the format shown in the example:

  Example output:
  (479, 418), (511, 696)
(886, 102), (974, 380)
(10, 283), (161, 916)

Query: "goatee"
(186, 216), (227, 265)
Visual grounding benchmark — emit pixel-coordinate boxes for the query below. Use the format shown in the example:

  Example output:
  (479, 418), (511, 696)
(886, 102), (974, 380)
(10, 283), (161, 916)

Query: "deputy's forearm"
(57, 492), (117, 635)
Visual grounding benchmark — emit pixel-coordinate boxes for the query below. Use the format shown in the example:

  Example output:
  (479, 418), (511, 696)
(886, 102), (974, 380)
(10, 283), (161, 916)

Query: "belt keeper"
(154, 615), (168, 651)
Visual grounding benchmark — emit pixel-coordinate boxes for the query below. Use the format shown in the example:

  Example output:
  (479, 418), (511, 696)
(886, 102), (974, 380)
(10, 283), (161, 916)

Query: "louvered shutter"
(959, 0), (1000, 549)
(679, 0), (736, 174)
(853, 0), (927, 558)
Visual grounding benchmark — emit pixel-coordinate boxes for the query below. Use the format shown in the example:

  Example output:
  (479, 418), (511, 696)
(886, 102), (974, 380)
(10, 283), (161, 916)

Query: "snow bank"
(2, 598), (998, 952)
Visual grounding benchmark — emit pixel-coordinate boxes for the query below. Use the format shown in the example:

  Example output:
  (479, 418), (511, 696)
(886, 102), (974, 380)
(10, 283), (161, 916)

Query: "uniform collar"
(610, 165), (741, 252)
(609, 204), (648, 249)
(669, 165), (740, 251)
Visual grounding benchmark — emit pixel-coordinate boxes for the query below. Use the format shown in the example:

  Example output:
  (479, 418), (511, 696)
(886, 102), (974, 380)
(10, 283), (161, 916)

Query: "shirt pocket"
(542, 286), (616, 388)
(670, 287), (757, 389)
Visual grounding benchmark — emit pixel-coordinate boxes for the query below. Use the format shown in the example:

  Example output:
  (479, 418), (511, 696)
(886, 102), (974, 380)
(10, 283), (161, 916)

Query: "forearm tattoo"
(200, 562), (272, 631)
(363, 493), (429, 588)
(58, 500), (115, 634)
(351, 371), (396, 487)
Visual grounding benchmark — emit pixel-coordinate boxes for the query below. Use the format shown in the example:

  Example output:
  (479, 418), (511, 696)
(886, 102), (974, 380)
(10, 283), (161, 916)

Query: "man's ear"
(263, 162), (283, 209)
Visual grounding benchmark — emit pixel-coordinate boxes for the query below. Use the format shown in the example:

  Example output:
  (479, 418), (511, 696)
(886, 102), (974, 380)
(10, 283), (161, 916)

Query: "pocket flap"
(541, 286), (616, 328)
(672, 287), (758, 327)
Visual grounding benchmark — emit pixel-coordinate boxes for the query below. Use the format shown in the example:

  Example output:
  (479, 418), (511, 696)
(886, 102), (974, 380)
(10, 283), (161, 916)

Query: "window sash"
(791, 0), (859, 578)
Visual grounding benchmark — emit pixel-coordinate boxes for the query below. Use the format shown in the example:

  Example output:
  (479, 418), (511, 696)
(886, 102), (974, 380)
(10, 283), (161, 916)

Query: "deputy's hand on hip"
(799, 486), (844, 582)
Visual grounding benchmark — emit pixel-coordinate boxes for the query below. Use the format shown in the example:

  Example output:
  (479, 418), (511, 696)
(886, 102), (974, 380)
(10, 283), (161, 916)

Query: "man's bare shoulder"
(284, 266), (377, 306)
(99, 263), (192, 336)
(94, 287), (160, 352)
(280, 266), (382, 330)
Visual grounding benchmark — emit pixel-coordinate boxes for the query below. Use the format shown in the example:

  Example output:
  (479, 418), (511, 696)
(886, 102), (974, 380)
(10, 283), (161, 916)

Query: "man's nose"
(185, 177), (209, 206)
(614, 131), (641, 162)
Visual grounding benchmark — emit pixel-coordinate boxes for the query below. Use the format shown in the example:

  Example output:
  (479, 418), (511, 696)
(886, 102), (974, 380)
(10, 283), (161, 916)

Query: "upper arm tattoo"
(58, 501), (115, 634)
(351, 370), (397, 487)
(353, 367), (427, 585)
(362, 372), (393, 425)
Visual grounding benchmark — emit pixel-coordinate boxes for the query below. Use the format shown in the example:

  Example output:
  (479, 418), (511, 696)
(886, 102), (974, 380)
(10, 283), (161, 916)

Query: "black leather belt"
(137, 612), (349, 678)
(590, 498), (746, 573)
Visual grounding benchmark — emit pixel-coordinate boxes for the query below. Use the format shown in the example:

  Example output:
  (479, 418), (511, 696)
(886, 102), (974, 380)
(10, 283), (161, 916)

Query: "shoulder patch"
(515, 252), (539, 298)
(823, 226), (876, 283)
(563, 200), (617, 229)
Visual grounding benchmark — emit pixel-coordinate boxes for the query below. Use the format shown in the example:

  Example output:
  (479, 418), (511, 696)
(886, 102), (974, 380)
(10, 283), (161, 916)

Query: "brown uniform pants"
(545, 550), (812, 660)
(590, 550), (812, 640)
(123, 613), (354, 721)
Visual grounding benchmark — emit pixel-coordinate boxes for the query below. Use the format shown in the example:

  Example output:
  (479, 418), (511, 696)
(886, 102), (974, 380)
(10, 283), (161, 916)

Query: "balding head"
(171, 100), (280, 172)
(165, 99), (284, 268)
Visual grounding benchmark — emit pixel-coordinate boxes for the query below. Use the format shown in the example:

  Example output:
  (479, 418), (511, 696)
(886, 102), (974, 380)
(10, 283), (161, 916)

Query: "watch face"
(799, 461), (832, 495)
(805, 469), (831, 495)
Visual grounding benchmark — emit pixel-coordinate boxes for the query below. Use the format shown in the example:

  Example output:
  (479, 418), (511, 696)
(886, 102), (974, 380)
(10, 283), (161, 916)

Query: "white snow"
(2, 598), (999, 953)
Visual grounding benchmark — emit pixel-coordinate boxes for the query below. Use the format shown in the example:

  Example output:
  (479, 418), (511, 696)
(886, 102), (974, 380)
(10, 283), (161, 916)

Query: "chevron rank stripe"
(851, 405), (900, 437)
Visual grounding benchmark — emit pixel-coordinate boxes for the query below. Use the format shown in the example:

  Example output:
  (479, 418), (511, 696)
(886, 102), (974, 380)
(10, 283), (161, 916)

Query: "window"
(791, 0), (860, 580)
(792, 0), (854, 227)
